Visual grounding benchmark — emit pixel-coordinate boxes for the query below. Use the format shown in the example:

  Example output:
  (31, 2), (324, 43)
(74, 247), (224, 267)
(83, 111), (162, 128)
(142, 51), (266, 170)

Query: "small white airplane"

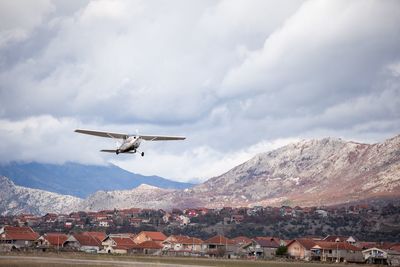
(75, 129), (185, 156)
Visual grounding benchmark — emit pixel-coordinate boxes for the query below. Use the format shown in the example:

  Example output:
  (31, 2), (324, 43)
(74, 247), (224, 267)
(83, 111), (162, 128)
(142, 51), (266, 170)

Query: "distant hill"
(0, 175), (81, 216)
(81, 134), (400, 211)
(0, 162), (194, 198)
(191, 135), (400, 207)
(1, 135), (399, 216)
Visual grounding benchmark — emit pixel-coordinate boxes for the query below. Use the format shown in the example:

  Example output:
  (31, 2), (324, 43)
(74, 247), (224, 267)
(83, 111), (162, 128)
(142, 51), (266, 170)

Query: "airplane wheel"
(141, 152), (144, 157)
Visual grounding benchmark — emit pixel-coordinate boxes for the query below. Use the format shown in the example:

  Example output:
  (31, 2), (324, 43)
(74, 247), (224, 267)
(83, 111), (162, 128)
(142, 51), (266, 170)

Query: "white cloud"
(0, 0), (399, 181)
(0, 116), (105, 165)
(221, 0), (400, 98)
(0, 0), (54, 46)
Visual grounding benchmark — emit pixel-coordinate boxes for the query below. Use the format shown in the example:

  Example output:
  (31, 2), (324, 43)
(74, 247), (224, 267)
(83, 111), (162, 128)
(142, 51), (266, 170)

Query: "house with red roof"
(85, 232), (106, 241)
(242, 237), (281, 259)
(42, 213), (58, 223)
(102, 234), (137, 254)
(287, 238), (363, 262)
(119, 208), (141, 218)
(133, 231), (167, 245)
(204, 235), (236, 258)
(311, 241), (363, 262)
(362, 247), (400, 266)
(130, 240), (163, 255)
(15, 214), (41, 227)
(231, 236), (252, 247)
(362, 247), (389, 264)
(64, 232), (103, 253)
(287, 238), (316, 260)
(0, 226), (39, 250)
(38, 233), (68, 249)
(323, 235), (357, 245)
(162, 235), (204, 256)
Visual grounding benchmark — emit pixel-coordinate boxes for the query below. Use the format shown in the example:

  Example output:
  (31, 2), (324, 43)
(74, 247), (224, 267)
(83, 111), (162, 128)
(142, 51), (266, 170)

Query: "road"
(0, 255), (211, 267)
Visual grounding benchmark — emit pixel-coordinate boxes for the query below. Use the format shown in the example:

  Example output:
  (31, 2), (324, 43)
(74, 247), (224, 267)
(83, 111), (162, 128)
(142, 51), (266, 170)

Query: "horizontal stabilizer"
(100, 149), (135, 154)
(100, 149), (117, 153)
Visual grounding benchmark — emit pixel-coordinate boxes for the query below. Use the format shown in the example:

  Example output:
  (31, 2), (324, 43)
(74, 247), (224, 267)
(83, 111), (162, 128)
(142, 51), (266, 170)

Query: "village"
(1, 203), (400, 265)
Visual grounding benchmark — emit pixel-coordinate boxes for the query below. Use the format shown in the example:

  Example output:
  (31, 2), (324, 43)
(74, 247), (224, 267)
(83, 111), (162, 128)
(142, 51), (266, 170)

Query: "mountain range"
(190, 135), (400, 207)
(0, 175), (80, 215)
(1, 134), (399, 215)
(0, 162), (194, 198)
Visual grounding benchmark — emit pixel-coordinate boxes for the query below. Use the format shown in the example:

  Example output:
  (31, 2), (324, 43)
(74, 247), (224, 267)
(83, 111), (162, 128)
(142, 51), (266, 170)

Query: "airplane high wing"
(139, 135), (186, 141)
(74, 129), (186, 156)
(75, 129), (128, 139)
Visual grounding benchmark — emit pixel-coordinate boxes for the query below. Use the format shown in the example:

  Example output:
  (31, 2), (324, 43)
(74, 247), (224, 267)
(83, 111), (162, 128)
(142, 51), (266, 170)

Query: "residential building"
(162, 235), (204, 256)
(131, 240), (163, 255)
(204, 235), (236, 258)
(323, 235), (357, 245)
(134, 231), (167, 244)
(241, 237), (281, 259)
(231, 236), (252, 247)
(64, 232), (103, 253)
(102, 234), (136, 254)
(38, 233), (68, 249)
(311, 241), (363, 262)
(0, 226), (39, 250)
(362, 247), (388, 264)
(287, 238), (316, 260)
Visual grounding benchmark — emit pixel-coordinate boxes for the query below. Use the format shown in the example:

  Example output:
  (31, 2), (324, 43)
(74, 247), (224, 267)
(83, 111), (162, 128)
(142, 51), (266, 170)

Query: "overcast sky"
(0, 0), (399, 183)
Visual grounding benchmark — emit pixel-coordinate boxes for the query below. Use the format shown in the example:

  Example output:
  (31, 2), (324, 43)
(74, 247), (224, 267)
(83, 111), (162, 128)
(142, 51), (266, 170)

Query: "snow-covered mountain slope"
(0, 175), (176, 215)
(0, 176), (82, 216)
(1, 135), (399, 215)
(80, 184), (175, 211)
(191, 135), (400, 207)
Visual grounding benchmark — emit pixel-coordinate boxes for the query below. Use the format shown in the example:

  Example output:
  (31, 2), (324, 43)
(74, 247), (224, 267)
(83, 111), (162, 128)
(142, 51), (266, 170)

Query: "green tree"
(275, 246), (288, 256)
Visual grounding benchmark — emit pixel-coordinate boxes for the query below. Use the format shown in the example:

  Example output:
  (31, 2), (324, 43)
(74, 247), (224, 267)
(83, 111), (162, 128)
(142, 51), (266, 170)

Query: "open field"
(0, 254), (370, 267)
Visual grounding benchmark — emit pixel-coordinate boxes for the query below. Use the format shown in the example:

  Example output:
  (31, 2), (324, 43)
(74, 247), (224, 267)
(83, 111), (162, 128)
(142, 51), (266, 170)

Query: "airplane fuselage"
(117, 136), (142, 154)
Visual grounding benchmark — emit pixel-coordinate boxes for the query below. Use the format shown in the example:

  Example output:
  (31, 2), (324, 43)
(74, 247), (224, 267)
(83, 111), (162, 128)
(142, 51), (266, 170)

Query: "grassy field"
(0, 252), (368, 267)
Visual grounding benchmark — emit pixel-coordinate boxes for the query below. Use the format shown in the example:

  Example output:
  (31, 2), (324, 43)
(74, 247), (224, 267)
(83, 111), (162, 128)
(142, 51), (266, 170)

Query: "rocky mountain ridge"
(0, 176), (81, 215)
(190, 135), (400, 207)
(1, 135), (399, 215)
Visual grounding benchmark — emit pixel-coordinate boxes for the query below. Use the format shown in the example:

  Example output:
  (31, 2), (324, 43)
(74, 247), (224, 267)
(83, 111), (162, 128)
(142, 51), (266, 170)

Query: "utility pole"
(225, 236), (227, 258)
(335, 237), (340, 262)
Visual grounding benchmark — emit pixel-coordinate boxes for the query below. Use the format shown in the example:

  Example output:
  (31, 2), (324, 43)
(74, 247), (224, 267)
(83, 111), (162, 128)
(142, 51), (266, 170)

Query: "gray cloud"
(0, 0), (399, 181)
